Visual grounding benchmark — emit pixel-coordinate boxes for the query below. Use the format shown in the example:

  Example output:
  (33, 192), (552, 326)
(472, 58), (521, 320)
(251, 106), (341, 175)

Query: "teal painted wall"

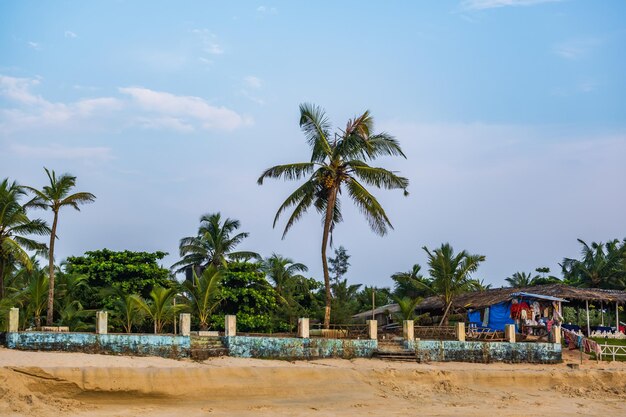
(6, 332), (190, 359)
(405, 339), (561, 363)
(224, 336), (377, 359)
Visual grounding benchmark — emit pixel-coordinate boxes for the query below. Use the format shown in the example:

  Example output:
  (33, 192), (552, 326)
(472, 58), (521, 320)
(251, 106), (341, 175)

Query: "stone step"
(373, 351), (418, 362)
(189, 336), (229, 360)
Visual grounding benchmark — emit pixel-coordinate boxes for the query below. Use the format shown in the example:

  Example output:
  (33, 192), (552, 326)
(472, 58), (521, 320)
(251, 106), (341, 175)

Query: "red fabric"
(511, 302), (530, 319)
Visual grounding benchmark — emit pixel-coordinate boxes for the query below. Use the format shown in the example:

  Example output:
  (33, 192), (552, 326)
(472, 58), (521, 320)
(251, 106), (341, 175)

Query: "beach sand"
(1, 347), (625, 417)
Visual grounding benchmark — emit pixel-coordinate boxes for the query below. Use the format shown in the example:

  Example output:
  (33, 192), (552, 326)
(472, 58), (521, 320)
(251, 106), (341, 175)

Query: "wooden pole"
(372, 289), (375, 321)
(615, 301), (619, 332)
(600, 301), (604, 326)
(586, 300), (591, 336)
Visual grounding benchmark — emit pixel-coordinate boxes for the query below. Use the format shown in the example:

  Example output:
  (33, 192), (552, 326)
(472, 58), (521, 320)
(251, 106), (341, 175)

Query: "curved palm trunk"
(0, 260), (5, 299)
(46, 212), (59, 326)
(321, 187), (338, 329)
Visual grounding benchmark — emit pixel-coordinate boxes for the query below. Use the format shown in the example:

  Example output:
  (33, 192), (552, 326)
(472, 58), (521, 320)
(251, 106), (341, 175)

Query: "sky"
(1, 0), (625, 289)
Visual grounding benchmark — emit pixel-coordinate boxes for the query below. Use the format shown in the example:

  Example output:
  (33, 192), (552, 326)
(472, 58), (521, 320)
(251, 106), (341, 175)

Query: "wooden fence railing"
(414, 325), (456, 340)
(599, 344), (626, 361)
(310, 323), (368, 339)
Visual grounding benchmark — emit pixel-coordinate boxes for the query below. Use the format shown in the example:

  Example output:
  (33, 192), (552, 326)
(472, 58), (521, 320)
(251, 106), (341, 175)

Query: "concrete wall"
(224, 336), (377, 359)
(405, 340), (561, 363)
(6, 332), (190, 359)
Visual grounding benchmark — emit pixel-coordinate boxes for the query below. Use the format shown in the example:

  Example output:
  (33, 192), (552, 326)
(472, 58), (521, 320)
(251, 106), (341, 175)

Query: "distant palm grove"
(2, 105), (626, 334)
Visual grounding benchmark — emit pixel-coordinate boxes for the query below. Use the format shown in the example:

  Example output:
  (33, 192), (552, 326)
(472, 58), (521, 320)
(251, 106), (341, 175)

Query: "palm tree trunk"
(46, 212), (59, 326)
(0, 260), (5, 299)
(439, 301), (453, 327)
(321, 187), (338, 329)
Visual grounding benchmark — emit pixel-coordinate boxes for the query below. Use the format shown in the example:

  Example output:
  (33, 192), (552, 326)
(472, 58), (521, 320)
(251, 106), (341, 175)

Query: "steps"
(374, 339), (418, 362)
(190, 336), (228, 360)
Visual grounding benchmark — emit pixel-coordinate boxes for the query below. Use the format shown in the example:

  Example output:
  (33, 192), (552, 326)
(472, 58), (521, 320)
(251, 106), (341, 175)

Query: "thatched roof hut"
(416, 283), (626, 311)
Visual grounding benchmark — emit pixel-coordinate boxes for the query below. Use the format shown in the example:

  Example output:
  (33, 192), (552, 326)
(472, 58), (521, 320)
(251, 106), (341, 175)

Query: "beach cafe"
(415, 284), (626, 337)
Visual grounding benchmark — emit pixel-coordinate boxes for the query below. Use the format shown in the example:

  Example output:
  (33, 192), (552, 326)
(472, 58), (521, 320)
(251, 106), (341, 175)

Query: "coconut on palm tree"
(0, 178), (50, 299)
(172, 212), (260, 277)
(25, 168), (96, 325)
(421, 243), (484, 326)
(258, 103), (409, 328)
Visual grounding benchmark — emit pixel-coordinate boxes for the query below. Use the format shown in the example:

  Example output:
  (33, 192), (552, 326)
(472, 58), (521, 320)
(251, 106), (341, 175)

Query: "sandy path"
(1, 348), (625, 416)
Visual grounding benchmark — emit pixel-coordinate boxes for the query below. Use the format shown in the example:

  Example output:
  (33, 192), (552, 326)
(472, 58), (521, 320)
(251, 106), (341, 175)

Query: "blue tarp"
(487, 301), (516, 331)
(467, 310), (481, 325)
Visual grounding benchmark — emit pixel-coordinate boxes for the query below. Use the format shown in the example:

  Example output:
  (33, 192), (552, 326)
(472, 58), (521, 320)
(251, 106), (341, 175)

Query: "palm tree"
(505, 272), (534, 288)
(393, 296), (423, 322)
(262, 253), (308, 297)
(25, 168), (96, 325)
(132, 285), (182, 334)
(391, 264), (432, 299)
(172, 212), (259, 276)
(112, 293), (145, 333)
(421, 243), (485, 326)
(18, 265), (49, 328)
(0, 178), (50, 298)
(181, 265), (223, 330)
(258, 104), (409, 328)
(561, 239), (626, 289)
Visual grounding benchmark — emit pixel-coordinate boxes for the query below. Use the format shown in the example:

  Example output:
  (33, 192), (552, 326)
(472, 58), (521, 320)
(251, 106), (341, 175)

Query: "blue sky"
(1, 0), (625, 288)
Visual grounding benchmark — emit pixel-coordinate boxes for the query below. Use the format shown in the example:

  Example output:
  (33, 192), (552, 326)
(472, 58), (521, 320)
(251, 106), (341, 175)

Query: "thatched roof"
(352, 303), (399, 320)
(416, 284), (626, 311)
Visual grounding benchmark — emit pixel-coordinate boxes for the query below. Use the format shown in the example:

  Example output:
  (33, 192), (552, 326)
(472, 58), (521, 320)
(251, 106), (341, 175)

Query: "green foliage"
(64, 249), (172, 313)
(328, 246), (350, 283)
(258, 103), (409, 328)
(210, 262), (280, 332)
(422, 243), (485, 326)
(391, 264), (432, 299)
(171, 212), (260, 274)
(330, 278), (362, 324)
(132, 285), (183, 334)
(181, 265), (223, 330)
(393, 296), (423, 321)
(561, 238), (626, 289)
(355, 286), (392, 313)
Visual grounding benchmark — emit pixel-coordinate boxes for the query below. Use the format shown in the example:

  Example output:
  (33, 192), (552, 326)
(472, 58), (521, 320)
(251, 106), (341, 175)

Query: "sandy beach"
(1, 347), (625, 417)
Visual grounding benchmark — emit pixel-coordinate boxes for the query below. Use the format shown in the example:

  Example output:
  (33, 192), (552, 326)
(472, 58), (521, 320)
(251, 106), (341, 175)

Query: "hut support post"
(615, 301), (619, 332)
(586, 300), (591, 336)
(601, 301), (604, 326)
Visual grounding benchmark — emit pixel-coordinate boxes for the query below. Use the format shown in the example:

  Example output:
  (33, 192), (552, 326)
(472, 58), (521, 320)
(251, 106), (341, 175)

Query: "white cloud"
(192, 29), (224, 55)
(119, 87), (249, 131)
(27, 41), (40, 50)
(553, 38), (600, 60)
(257, 6), (277, 14)
(64, 30), (77, 38)
(244, 76), (262, 89)
(0, 74), (249, 134)
(460, 0), (562, 10)
(10, 144), (112, 160)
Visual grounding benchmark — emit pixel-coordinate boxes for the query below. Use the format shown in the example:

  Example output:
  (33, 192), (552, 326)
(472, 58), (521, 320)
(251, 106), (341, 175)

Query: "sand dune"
(1, 348), (625, 416)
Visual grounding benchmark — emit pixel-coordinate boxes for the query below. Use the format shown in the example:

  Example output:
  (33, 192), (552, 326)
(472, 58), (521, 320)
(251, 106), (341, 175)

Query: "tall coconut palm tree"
(0, 178), (50, 298)
(258, 104), (409, 328)
(421, 243), (484, 326)
(172, 212), (260, 276)
(391, 264), (432, 299)
(25, 168), (96, 325)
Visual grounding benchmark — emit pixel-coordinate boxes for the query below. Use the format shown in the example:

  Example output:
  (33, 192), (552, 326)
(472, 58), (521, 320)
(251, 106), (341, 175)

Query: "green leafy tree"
(181, 265), (223, 330)
(0, 178), (49, 298)
(132, 285), (182, 334)
(210, 262), (280, 332)
(561, 239), (626, 289)
(258, 103), (409, 328)
(328, 246), (350, 284)
(26, 168), (96, 325)
(421, 243), (485, 326)
(356, 286), (392, 313)
(530, 267), (562, 286)
(330, 278), (362, 324)
(64, 249), (172, 312)
(18, 265), (49, 328)
(171, 212), (260, 276)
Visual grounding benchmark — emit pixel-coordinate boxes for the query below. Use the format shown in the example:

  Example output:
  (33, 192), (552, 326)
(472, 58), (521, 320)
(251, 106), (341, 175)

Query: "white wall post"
(96, 311), (108, 335)
(297, 318), (309, 338)
(455, 322), (466, 342)
(551, 324), (561, 344)
(505, 324), (516, 343)
(366, 319), (378, 340)
(225, 315), (237, 336)
(8, 307), (19, 332)
(403, 320), (414, 341)
(179, 313), (191, 336)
